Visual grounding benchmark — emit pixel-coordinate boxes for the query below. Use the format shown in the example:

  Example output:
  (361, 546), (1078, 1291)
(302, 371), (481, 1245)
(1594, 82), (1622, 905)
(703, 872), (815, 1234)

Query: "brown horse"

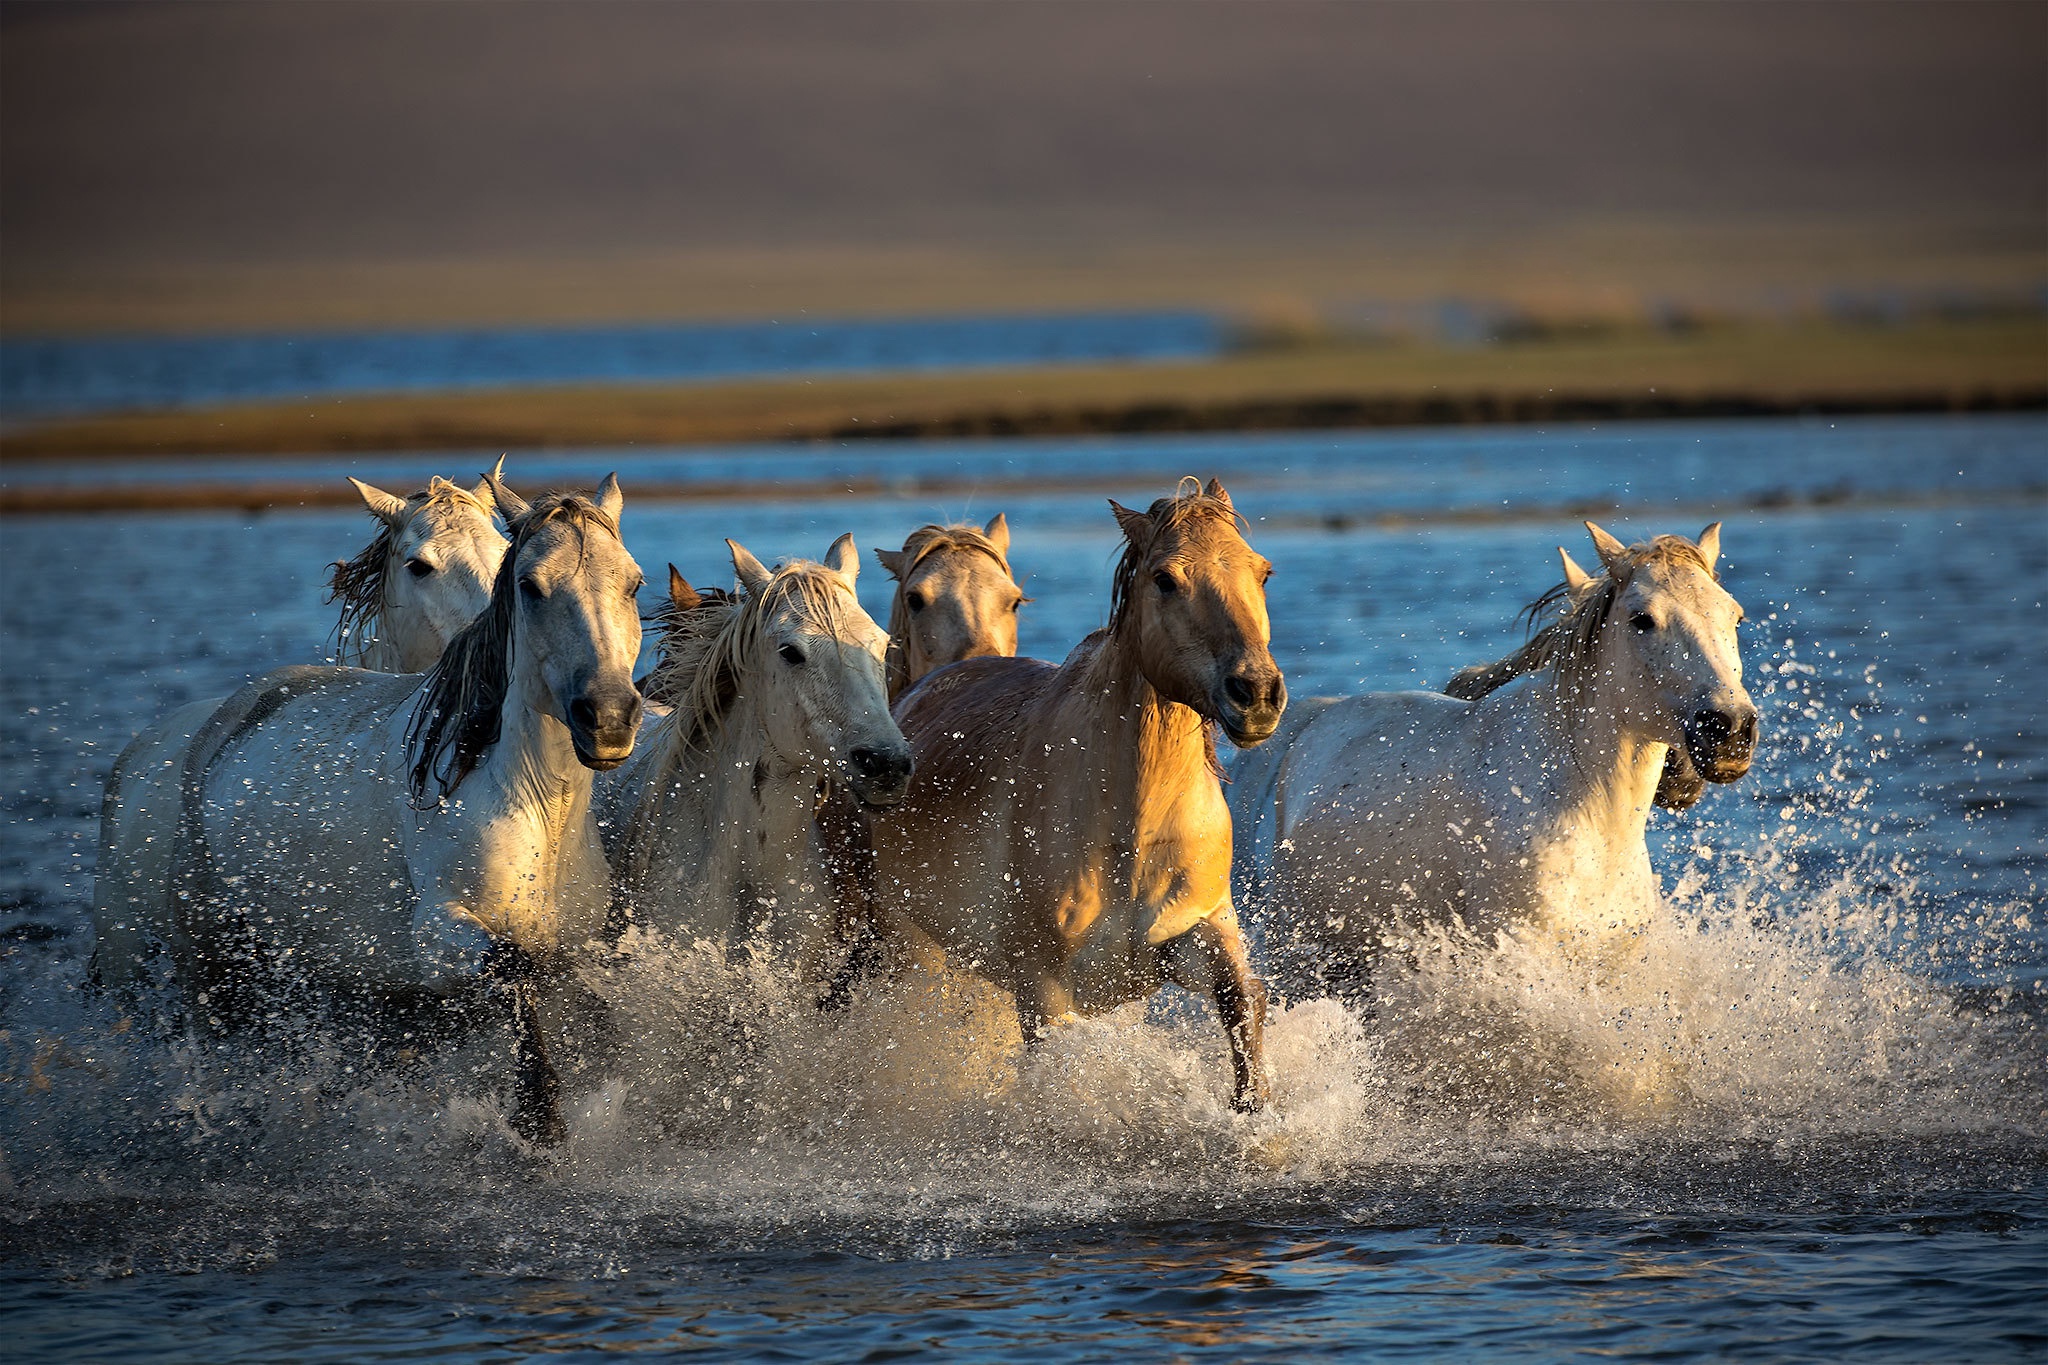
(875, 515), (1025, 702)
(856, 479), (1286, 1111)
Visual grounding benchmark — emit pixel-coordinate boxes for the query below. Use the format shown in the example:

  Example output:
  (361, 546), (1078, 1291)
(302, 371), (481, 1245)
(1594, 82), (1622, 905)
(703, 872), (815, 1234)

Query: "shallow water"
(3, 415), (2044, 1360)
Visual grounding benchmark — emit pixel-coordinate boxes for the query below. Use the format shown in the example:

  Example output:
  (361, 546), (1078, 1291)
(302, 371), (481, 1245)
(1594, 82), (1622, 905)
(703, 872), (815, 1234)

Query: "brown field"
(4, 316), (2041, 467)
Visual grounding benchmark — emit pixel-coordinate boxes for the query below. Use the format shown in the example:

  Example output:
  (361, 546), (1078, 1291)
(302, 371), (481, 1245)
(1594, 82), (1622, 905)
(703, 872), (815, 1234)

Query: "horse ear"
(982, 512), (1010, 556)
(1585, 520), (1628, 571)
(875, 547), (906, 579)
(485, 468), (530, 521)
(823, 532), (859, 585)
(1109, 499), (1152, 545)
(1204, 478), (1233, 508)
(667, 563), (702, 612)
(1696, 521), (1722, 572)
(473, 455), (505, 507)
(1558, 547), (1595, 595)
(347, 477), (409, 527)
(594, 472), (624, 523)
(727, 539), (773, 594)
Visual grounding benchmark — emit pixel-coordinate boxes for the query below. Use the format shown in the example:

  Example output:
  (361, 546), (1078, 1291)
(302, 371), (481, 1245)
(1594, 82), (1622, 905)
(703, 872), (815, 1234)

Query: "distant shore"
(2, 318), (2041, 482)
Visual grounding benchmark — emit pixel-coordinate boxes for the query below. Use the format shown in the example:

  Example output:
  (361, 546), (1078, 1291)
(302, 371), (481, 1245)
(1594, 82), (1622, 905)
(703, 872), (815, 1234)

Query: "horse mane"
(1107, 478), (1245, 638)
(882, 522), (1015, 697)
(404, 492), (619, 807)
(1444, 534), (1717, 701)
(641, 559), (852, 763)
(325, 476), (491, 664)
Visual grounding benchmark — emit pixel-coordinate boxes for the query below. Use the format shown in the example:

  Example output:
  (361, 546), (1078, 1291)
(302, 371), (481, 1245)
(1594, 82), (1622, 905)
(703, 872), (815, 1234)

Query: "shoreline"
(4, 317), (2041, 463)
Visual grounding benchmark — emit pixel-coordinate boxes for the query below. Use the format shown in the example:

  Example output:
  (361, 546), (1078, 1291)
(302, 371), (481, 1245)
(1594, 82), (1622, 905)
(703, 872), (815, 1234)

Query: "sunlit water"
(3, 415), (2044, 1360)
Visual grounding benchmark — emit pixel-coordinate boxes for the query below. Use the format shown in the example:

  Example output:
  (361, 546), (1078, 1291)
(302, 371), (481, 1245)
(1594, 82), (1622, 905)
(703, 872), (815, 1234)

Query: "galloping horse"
(328, 469), (508, 672)
(1231, 522), (1756, 995)
(876, 515), (1025, 702)
(93, 470), (513, 992)
(94, 474), (644, 1144)
(856, 480), (1286, 1112)
(601, 536), (913, 970)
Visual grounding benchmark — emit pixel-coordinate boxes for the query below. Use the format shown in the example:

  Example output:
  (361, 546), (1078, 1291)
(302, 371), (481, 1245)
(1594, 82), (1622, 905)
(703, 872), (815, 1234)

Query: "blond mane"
(1445, 534), (1717, 701)
(404, 492), (619, 806)
(641, 561), (853, 765)
(882, 522), (1016, 697)
(326, 476), (493, 664)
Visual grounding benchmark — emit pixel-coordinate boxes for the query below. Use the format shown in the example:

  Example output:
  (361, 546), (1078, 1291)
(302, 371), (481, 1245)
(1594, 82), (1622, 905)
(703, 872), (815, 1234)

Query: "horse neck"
(1069, 629), (1215, 835)
(637, 687), (819, 880)
(476, 635), (592, 825)
(361, 616), (435, 673)
(1522, 654), (1667, 838)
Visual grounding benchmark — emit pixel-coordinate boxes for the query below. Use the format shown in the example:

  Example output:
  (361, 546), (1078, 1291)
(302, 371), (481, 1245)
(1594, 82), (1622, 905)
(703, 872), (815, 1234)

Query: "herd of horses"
(88, 467), (1759, 1144)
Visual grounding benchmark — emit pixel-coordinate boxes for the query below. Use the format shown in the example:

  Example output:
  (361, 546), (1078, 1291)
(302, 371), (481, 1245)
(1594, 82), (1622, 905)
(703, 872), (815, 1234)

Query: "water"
(0, 311), (1221, 419)
(3, 414), (2045, 1360)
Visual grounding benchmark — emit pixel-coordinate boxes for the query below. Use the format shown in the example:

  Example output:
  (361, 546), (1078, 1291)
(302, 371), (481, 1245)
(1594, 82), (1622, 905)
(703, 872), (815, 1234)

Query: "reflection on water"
(1, 415), (2043, 1361)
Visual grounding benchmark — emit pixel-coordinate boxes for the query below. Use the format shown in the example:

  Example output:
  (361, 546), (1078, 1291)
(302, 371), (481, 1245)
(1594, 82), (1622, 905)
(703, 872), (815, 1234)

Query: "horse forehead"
(519, 515), (635, 580)
(409, 499), (493, 548)
(1634, 557), (1735, 617)
(911, 546), (1008, 596)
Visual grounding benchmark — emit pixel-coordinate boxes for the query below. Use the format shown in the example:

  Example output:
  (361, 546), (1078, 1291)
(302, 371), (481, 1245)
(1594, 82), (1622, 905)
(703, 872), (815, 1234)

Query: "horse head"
(876, 514), (1025, 698)
(728, 535), (913, 808)
(486, 471), (645, 771)
(332, 467), (507, 672)
(1578, 520), (1757, 784)
(1109, 478), (1286, 746)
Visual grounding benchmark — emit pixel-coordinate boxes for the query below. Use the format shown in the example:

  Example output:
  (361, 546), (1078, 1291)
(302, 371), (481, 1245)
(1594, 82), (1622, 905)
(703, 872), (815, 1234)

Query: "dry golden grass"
(4, 317), (2041, 461)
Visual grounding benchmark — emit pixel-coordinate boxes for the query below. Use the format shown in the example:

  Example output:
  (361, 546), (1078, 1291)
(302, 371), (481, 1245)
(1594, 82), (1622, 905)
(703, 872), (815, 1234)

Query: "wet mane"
(404, 493), (619, 806)
(882, 522), (1016, 697)
(1107, 480), (1245, 637)
(325, 477), (492, 664)
(1445, 534), (1717, 701)
(642, 560), (852, 762)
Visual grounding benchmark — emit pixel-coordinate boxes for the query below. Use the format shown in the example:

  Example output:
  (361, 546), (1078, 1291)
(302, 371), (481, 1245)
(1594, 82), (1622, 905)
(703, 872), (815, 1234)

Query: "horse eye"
(405, 558), (434, 579)
(778, 643), (806, 667)
(1629, 611), (1657, 632)
(1153, 570), (1179, 594)
(519, 577), (544, 600)
(905, 590), (927, 613)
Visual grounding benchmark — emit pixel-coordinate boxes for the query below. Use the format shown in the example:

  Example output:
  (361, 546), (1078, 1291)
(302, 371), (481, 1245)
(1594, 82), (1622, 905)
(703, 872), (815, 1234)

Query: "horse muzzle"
(1215, 667), (1287, 748)
(845, 742), (914, 808)
(568, 689), (642, 771)
(1684, 705), (1759, 783)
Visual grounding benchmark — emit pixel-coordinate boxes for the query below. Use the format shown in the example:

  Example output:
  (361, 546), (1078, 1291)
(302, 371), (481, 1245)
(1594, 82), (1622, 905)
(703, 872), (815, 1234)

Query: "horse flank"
(326, 477), (492, 666)
(404, 493), (619, 806)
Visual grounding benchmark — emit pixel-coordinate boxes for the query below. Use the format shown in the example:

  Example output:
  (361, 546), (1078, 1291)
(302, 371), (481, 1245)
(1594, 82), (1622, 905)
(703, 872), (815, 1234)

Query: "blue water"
(2, 415), (2044, 1360)
(0, 310), (1222, 419)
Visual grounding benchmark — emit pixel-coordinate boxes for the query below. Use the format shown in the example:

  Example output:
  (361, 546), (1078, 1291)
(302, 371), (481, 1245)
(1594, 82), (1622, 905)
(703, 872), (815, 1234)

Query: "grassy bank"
(3, 316), (2041, 462)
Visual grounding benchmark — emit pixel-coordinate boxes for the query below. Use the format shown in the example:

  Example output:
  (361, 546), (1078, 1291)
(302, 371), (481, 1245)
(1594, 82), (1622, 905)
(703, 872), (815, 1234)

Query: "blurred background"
(0, 0), (2042, 483)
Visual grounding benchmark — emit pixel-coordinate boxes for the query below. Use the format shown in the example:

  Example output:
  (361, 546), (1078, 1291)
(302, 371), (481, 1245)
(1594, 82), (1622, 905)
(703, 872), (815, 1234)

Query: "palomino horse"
(856, 480), (1287, 1112)
(92, 469), (514, 992)
(328, 469), (508, 672)
(93, 475), (644, 1144)
(1231, 522), (1756, 996)
(601, 536), (912, 969)
(876, 515), (1025, 702)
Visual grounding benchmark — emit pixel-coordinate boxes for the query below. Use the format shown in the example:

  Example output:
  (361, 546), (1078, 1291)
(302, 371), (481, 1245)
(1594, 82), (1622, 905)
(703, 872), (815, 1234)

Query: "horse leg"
(814, 781), (882, 1012)
(1015, 973), (1077, 1046)
(1163, 914), (1270, 1114)
(485, 943), (566, 1147)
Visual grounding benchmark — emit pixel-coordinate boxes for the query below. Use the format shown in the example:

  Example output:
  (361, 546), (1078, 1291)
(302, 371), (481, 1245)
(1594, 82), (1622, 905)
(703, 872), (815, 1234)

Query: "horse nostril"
(851, 746), (913, 783)
(1738, 712), (1759, 743)
(1224, 675), (1257, 707)
(569, 697), (598, 731)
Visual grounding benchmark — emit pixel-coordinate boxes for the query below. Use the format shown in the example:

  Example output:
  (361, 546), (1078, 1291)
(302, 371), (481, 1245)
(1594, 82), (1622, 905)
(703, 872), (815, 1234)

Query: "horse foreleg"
(814, 781), (881, 1012)
(1016, 973), (1077, 1046)
(485, 943), (567, 1148)
(1164, 915), (1270, 1114)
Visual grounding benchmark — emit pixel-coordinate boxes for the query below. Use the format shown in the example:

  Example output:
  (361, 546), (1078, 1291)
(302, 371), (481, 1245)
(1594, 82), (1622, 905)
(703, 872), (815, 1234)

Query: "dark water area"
(0, 311), (1221, 419)
(2, 415), (2044, 1360)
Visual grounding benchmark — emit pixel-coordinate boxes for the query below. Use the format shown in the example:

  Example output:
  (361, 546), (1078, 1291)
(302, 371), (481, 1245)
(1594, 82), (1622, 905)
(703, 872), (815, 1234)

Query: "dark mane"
(1107, 481), (1244, 638)
(404, 493), (618, 807)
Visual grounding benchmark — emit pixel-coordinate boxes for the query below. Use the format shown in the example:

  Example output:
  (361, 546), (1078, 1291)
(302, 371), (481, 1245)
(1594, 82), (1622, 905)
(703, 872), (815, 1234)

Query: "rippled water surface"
(3, 415), (2044, 1361)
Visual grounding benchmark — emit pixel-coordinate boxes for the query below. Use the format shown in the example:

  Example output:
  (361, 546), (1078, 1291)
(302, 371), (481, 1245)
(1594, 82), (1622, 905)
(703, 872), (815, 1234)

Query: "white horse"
(1231, 522), (1756, 995)
(601, 536), (912, 971)
(92, 470), (513, 992)
(94, 475), (644, 1144)
(327, 469), (508, 671)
